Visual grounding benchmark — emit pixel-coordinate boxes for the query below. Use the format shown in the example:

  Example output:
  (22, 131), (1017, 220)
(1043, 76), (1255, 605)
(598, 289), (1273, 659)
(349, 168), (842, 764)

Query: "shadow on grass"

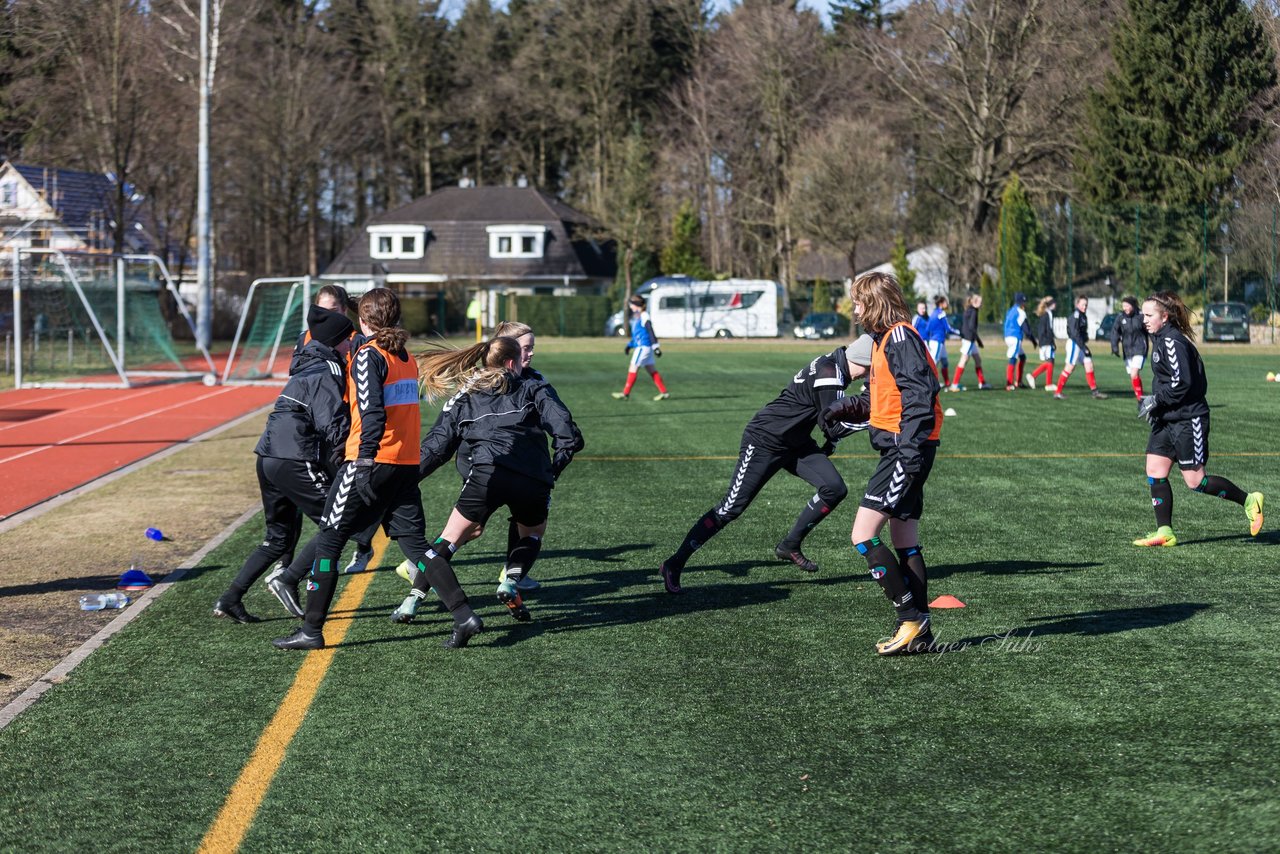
(928, 560), (1100, 580)
(1174, 531), (1280, 547)
(948, 602), (1211, 646)
(0, 563), (229, 597)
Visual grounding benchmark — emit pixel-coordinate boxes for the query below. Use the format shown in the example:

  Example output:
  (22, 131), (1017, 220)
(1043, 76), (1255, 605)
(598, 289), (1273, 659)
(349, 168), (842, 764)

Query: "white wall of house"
(858, 244), (949, 301)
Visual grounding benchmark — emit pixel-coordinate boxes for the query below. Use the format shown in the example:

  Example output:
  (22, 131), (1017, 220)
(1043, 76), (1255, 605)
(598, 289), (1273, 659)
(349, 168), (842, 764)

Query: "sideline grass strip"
(196, 531), (391, 854)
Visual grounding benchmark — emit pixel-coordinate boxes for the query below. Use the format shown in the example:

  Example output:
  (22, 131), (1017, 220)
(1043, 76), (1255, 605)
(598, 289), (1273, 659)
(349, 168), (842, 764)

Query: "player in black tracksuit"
(947, 294), (987, 390)
(1110, 296), (1150, 399)
(389, 336), (582, 624)
(1056, 296), (1105, 398)
(1134, 291), (1264, 546)
(212, 305), (353, 623)
(657, 338), (872, 593)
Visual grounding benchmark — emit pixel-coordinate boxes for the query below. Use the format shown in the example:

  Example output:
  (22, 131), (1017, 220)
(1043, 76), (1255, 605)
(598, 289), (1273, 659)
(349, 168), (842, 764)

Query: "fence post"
(67, 329), (73, 367)
(1134, 204), (1141, 294)
(559, 296), (566, 336)
(11, 246), (21, 388)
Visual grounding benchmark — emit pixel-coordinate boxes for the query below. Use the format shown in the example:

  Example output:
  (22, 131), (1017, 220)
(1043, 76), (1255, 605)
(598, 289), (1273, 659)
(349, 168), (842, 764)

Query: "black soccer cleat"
(443, 614), (484, 649)
(774, 545), (819, 573)
(272, 627), (325, 650)
(659, 562), (682, 594)
(213, 599), (262, 624)
(265, 567), (304, 619)
(343, 545), (374, 574)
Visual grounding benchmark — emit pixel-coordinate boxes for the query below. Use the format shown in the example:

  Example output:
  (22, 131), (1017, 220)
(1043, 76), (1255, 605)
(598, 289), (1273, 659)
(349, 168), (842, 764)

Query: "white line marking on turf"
(0, 504), (261, 731)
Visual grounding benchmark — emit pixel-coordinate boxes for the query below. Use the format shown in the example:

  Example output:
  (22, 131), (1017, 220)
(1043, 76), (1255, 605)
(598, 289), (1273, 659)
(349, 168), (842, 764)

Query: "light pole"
(196, 0), (212, 350)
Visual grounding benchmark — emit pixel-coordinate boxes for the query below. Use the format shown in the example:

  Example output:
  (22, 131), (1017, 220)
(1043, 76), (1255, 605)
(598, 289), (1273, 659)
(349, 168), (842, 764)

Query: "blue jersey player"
(612, 294), (670, 401)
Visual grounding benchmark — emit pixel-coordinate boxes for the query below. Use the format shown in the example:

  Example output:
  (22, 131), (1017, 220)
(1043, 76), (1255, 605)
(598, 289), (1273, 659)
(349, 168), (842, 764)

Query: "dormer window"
(487, 224), (546, 259)
(368, 224), (427, 260)
(0, 182), (14, 207)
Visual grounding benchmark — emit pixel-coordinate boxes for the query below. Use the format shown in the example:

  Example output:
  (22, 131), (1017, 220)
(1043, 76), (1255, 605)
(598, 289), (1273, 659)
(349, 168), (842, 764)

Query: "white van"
(606, 276), (780, 338)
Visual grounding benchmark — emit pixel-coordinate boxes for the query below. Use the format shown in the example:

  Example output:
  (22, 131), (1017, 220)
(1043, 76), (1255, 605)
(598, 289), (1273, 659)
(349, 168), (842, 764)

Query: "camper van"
(605, 276), (780, 339)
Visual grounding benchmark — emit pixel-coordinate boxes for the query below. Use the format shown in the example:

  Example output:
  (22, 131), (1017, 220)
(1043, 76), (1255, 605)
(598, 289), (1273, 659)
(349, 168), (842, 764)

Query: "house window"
(368, 224), (427, 260)
(487, 225), (546, 259)
(0, 183), (13, 207)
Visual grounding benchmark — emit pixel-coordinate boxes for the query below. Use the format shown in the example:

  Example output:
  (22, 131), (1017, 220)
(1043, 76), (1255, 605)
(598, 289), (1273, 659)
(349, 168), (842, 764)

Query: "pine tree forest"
(3, 0), (1280, 308)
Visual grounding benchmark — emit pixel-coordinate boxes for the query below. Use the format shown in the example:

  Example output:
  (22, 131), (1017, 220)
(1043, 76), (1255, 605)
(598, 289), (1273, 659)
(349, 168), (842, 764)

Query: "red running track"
(0, 383), (279, 520)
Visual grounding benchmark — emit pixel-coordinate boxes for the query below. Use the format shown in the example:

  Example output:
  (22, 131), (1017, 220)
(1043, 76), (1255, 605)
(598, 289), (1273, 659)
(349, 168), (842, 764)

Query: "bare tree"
(846, 0), (1108, 283)
(788, 116), (900, 276)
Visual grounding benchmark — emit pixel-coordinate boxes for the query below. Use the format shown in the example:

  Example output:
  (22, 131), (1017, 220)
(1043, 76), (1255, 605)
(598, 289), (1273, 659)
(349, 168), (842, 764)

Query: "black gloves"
(654, 344), (662, 357)
(624, 344), (633, 355)
(822, 395), (870, 426)
(346, 458), (378, 506)
(551, 450), (573, 481)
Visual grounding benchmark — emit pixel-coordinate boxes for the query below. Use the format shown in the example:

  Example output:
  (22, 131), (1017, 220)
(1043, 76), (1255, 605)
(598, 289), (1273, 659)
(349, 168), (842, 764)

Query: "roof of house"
(8, 163), (116, 234)
(324, 186), (616, 281)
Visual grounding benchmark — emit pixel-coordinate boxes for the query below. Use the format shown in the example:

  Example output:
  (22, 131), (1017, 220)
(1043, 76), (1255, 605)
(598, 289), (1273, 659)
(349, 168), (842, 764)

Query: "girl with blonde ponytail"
(391, 332), (582, 626)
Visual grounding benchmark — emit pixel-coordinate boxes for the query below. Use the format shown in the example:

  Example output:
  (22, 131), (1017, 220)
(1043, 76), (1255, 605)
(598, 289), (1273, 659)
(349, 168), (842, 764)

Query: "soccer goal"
(219, 277), (312, 385)
(4, 248), (216, 388)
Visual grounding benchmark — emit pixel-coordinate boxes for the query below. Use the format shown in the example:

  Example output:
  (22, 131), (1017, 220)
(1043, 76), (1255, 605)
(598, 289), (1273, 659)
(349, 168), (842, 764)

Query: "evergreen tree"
(1072, 0), (1273, 292)
(978, 271), (999, 324)
(660, 200), (713, 279)
(1077, 0), (1275, 207)
(890, 235), (918, 301)
(996, 174), (1049, 304)
(830, 0), (897, 35)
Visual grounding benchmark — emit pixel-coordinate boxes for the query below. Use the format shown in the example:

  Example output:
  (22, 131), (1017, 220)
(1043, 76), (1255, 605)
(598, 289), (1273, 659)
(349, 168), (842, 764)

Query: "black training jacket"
(1149, 326), (1208, 423)
(960, 306), (981, 344)
(254, 340), (349, 468)
(454, 368), (583, 477)
(745, 346), (858, 450)
(1036, 311), (1055, 347)
(1068, 309), (1089, 347)
(420, 372), (581, 486)
(1111, 312), (1149, 359)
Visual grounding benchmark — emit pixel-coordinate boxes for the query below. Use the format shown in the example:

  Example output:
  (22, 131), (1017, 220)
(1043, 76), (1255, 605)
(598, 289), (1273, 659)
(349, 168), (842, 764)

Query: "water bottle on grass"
(79, 592), (129, 611)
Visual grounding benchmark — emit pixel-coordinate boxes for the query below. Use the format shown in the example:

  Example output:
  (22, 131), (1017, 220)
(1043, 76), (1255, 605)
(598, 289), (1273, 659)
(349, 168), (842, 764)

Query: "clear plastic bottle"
(79, 592), (130, 611)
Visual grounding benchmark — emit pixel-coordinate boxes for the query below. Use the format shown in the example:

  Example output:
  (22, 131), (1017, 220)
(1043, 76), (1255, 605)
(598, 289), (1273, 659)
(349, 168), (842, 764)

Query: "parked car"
(1204, 301), (1250, 342)
(1095, 312), (1117, 341)
(793, 311), (850, 340)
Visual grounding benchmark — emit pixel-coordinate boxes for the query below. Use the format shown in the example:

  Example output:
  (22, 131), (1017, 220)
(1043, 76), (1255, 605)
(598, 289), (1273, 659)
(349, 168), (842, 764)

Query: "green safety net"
(226, 282), (306, 381)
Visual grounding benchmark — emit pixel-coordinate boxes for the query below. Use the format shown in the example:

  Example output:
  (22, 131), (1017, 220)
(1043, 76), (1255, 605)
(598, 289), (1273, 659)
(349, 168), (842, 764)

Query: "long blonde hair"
(358, 288), (410, 353)
(1035, 296), (1055, 317)
(1144, 291), (1196, 340)
(849, 271), (909, 333)
(417, 336), (521, 402)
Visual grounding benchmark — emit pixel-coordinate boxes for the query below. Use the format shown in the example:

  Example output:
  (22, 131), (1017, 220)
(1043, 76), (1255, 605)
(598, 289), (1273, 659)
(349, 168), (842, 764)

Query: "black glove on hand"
(1137, 395), (1158, 424)
(654, 344), (662, 357)
(346, 458), (378, 506)
(327, 446), (346, 475)
(551, 450), (573, 481)
(624, 344), (633, 355)
(822, 395), (870, 426)
(1084, 345), (1093, 359)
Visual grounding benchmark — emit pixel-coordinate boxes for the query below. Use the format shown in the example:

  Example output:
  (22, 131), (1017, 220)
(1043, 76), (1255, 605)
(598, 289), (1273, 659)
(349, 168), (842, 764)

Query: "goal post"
(6, 248), (214, 389)
(220, 276), (311, 385)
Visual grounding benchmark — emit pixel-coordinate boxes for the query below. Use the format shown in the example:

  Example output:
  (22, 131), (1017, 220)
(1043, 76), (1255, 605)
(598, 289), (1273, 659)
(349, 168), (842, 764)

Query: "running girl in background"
(1055, 296), (1107, 400)
(1029, 296), (1057, 392)
(948, 293), (987, 391)
(213, 306), (353, 623)
(391, 336), (580, 625)
(1002, 292), (1035, 390)
(612, 294), (669, 401)
(657, 336), (872, 593)
(272, 288), (480, 651)
(826, 272), (943, 656)
(1133, 291), (1264, 546)
(924, 296), (958, 386)
(1111, 296), (1150, 399)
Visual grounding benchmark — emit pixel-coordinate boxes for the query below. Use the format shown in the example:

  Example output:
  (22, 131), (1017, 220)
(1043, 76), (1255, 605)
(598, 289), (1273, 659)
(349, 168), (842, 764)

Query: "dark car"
(792, 311), (850, 340)
(1204, 301), (1250, 343)
(1095, 312), (1117, 341)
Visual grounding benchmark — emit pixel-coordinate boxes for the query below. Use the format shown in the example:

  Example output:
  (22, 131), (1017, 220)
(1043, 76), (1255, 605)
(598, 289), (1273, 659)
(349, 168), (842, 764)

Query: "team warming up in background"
(213, 272), (1266, 657)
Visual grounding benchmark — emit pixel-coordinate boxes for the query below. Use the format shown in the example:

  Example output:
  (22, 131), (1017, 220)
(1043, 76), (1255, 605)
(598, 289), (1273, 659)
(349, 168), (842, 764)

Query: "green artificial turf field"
(1, 338), (1278, 851)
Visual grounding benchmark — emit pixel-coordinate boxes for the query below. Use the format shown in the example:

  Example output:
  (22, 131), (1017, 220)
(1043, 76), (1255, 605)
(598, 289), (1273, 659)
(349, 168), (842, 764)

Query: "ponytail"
(358, 288), (410, 352)
(418, 336), (521, 401)
(1146, 291), (1195, 340)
